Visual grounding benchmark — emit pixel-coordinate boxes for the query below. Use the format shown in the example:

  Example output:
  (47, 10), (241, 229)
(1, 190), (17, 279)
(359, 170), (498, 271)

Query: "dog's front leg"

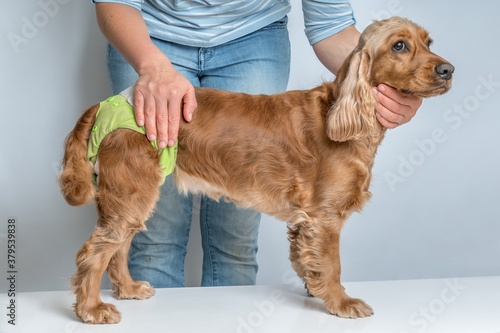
(289, 220), (373, 318)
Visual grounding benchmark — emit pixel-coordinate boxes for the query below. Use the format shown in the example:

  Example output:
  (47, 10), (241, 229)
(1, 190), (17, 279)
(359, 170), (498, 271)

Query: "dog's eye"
(392, 41), (407, 52)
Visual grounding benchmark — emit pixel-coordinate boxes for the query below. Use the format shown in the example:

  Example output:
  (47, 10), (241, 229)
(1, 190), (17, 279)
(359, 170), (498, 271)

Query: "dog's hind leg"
(72, 129), (162, 324)
(289, 219), (374, 318)
(97, 129), (160, 302)
(72, 224), (125, 324)
(107, 231), (155, 300)
(72, 199), (157, 324)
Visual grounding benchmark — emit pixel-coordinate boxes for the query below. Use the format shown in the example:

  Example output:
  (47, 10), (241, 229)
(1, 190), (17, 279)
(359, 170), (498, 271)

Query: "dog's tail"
(59, 104), (99, 206)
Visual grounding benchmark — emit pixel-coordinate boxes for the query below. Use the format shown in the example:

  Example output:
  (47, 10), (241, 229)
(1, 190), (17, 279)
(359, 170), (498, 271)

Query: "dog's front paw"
(75, 302), (121, 324)
(114, 281), (155, 300)
(327, 297), (374, 319)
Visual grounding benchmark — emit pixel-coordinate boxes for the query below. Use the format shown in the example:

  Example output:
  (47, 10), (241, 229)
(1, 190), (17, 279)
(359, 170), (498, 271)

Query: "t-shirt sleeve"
(302, 0), (356, 45)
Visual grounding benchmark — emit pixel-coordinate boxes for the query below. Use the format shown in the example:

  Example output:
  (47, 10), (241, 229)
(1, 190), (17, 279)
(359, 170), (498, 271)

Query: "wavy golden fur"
(60, 17), (453, 324)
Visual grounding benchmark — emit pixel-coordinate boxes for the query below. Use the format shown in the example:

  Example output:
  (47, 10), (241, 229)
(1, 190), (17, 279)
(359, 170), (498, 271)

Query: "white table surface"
(1, 276), (499, 333)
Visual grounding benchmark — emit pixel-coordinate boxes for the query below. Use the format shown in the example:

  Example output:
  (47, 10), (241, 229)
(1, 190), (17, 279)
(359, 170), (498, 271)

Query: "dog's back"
(175, 87), (334, 219)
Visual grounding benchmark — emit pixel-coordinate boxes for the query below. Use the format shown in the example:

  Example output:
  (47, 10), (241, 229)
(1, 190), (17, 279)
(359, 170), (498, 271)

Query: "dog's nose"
(435, 63), (454, 80)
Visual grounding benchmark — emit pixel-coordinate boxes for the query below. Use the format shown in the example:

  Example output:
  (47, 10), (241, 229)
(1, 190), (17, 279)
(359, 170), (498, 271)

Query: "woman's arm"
(96, 2), (196, 148)
(312, 25), (360, 76)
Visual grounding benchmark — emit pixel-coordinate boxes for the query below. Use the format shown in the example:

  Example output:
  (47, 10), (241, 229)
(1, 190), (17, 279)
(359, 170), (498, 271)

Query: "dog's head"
(327, 16), (454, 142)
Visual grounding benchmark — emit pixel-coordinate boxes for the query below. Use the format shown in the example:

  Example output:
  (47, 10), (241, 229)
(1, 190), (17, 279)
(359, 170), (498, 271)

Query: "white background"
(1, 0), (499, 293)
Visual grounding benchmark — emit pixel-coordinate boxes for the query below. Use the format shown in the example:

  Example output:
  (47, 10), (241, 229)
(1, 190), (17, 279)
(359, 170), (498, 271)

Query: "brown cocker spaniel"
(60, 16), (453, 324)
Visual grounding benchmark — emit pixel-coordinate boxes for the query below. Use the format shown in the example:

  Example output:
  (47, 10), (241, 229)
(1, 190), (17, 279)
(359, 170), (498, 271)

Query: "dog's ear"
(326, 47), (378, 142)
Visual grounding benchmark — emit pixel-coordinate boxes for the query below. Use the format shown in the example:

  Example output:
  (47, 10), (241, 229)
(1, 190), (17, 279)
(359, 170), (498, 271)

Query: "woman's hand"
(133, 63), (197, 148)
(373, 84), (423, 128)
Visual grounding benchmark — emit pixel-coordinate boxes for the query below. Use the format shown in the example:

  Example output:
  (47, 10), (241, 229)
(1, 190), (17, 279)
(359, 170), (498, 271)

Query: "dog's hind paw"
(76, 302), (121, 324)
(327, 297), (374, 319)
(114, 281), (155, 300)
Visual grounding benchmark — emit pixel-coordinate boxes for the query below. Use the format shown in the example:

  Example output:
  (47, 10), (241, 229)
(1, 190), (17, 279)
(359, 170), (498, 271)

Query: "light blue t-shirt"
(92, 0), (355, 46)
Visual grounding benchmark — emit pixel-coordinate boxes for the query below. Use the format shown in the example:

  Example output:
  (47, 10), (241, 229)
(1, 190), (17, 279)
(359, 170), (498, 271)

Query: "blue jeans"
(106, 17), (291, 287)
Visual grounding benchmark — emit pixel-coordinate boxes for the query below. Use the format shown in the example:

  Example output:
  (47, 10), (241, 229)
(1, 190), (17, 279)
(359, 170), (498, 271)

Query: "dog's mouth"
(399, 80), (452, 98)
